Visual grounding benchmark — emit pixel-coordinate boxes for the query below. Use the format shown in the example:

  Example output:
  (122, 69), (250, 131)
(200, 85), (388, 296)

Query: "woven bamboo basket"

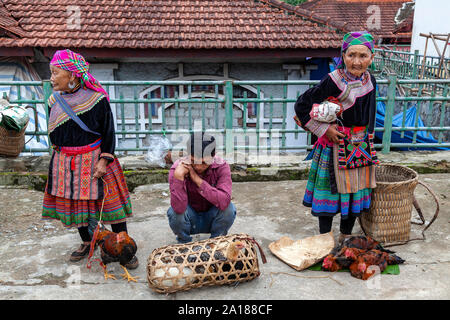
(360, 164), (439, 245)
(147, 233), (266, 294)
(0, 121), (28, 157)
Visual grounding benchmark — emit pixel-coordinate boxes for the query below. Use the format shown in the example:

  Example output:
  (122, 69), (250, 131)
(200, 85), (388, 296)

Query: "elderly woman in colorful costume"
(42, 49), (137, 268)
(294, 31), (379, 243)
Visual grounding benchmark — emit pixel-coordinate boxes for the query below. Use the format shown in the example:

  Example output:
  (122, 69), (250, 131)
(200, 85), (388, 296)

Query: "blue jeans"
(167, 203), (236, 243)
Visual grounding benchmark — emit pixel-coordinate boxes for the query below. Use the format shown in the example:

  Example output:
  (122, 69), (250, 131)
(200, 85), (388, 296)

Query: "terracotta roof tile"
(0, 0), (345, 49)
(297, 0), (414, 40)
(0, 1), (25, 38)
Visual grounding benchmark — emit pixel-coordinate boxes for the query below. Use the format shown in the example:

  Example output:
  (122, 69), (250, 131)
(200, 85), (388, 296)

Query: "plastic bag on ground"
(145, 135), (172, 167)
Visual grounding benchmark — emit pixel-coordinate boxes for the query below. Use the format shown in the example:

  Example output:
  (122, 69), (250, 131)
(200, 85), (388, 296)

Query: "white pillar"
(283, 64), (316, 153)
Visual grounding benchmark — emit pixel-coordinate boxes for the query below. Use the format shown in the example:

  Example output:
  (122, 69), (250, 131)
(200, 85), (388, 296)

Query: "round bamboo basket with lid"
(360, 164), (439, 245)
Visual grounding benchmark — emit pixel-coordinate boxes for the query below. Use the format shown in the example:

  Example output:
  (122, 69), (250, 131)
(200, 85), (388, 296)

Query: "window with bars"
(140, 82), (259, 123)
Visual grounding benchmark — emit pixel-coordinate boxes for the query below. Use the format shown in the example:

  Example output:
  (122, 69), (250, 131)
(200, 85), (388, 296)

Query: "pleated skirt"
(303, 143), (376, 219)
(42, 157), (132, 228)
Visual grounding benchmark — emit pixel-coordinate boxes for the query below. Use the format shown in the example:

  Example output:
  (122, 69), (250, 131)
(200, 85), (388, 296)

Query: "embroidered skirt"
(42, 149), (132, 228)
(303, 143), (375, 219)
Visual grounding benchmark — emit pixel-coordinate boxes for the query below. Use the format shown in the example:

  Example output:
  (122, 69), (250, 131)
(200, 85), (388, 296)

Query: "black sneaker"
(125, 256), (139, 270)
(70, 243), (91, 262)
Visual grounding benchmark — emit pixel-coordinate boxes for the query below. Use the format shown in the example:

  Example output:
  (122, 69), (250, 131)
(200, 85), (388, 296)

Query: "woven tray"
(360, 164), (439, 245)
(268, 232), (335, 271)
(147, 234), (266, 294)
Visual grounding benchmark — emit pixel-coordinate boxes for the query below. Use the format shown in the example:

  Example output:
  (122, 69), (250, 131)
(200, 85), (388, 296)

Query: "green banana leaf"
(308, 261), (400, 275)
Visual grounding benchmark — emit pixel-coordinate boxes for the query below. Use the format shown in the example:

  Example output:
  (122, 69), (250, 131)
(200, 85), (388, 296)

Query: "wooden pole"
(420, 36), (429, 79)
(382, 74), (397, 154)
(419, 33), (449, 42)
(437, 34), (450, 79)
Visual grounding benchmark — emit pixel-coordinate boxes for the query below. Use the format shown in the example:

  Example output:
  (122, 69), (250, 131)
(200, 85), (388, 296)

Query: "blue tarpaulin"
(375, 99), (448, 150)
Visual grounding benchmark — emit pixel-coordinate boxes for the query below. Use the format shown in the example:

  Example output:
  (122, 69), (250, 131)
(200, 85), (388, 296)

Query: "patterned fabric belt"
(53, 139), (101, 171)
(337, 125), (366, 134)
(47, 139), (103, 200)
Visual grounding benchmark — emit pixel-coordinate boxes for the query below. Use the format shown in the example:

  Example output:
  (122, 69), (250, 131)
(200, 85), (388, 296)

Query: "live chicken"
(95, 228), (138, 282)
(342, 236), (394, 253)
(346, 248), (405, 280)
(322, 236), (402, 275)
(322, 244), (352, 271)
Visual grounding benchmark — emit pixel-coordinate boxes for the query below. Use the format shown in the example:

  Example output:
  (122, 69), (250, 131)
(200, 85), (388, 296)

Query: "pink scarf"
(50, 49), (109, 101)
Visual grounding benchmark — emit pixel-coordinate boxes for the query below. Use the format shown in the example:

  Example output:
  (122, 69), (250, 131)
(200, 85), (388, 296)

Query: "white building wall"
(410, 0), (450, 58)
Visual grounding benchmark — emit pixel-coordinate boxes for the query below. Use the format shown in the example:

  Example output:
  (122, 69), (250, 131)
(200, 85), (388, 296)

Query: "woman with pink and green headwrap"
(294, 31), (379, 244)
(49, 49), (109, 99)
(42, 49), (138, 269)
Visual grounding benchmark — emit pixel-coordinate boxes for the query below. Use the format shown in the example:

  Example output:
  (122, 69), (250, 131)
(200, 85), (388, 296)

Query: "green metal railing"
(374, 48), (450, 80)
(1, 76), (449, 156)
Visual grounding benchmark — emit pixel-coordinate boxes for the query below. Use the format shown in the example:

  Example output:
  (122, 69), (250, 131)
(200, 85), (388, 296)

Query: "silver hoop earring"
(68, 81), (75, 89)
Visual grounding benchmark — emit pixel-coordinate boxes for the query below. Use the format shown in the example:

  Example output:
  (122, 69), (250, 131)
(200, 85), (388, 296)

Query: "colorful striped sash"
(47, 139), (103, 200)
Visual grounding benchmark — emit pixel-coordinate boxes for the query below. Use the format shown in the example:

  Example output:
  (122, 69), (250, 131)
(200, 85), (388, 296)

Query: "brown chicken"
(96, 229), (138, 282)
(204, 240), (246, 281)
(322, 254), (341, 272)
(226, 241), (245, 261)
(322, 244), (353, 272)
(343, 247), (366, 261)
(322, 235), (397, 272)
(345, 247), (405, 265)
(342, 236), (394, 254)
(348, 249), (405, 280)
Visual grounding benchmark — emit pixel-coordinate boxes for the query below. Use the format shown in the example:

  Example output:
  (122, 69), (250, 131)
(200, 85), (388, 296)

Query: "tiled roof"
(0, 1), (25, 38)
(0, 0), (346, 50)
(297, 0), (414, 41)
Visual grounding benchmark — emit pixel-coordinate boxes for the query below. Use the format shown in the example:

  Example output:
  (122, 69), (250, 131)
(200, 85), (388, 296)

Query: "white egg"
(175, 267), (193, 286)
(154, 268), (165, 278)
(168, 267), (179, 277)
(183, 267), (193, 276)
(162, 279), (173, 287)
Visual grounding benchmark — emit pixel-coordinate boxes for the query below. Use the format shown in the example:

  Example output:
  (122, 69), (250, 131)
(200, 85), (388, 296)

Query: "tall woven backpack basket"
(0, 121), (28, 157)
(360, 164), (439, 245)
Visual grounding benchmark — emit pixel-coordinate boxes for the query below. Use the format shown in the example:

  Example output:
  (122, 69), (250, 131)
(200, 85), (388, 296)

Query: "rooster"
(322, 235), (396, 272)
(343, 247), (365, 261)
(94, 228), (138, 282)
(348, 249), (405, 280)
(322, 244), (353, 272)
(342, 236), (395, 254)
(345, 247), (404, 265)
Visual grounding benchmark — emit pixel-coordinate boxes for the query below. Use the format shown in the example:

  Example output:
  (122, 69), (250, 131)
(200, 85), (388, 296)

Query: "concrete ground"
(0, 173), (449, 300)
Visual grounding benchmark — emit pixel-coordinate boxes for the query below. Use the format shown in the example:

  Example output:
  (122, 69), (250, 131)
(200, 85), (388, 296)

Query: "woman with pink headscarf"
(42, 49), (137, 269)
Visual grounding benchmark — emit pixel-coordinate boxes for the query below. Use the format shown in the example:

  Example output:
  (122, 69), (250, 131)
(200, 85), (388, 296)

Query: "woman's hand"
(325, 124), (346, 144)
(93, 158), (109, 179)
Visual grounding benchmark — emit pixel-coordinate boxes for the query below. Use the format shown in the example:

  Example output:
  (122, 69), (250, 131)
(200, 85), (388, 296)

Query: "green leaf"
(307, 262), (400, 275)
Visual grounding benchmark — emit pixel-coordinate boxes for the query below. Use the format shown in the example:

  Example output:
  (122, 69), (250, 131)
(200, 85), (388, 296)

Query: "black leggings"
(78, 222), (128, 242)
(318, 215), (357, 235)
